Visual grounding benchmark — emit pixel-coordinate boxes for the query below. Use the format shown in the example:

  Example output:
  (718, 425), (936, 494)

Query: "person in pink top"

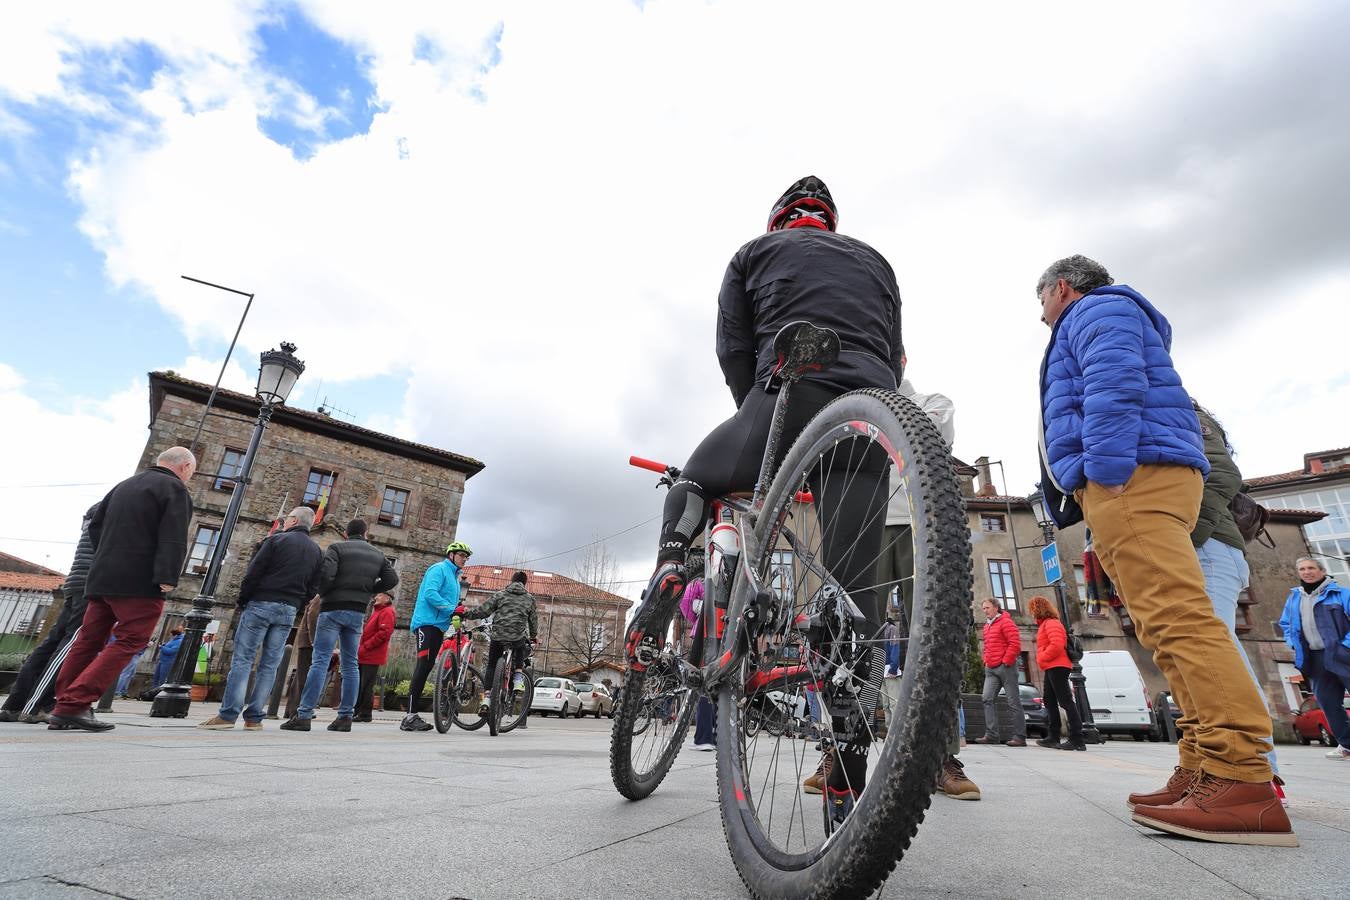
(679, 555), (715, 751)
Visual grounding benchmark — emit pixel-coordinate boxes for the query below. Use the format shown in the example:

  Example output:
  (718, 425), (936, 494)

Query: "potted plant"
(191, 671), (221, 702)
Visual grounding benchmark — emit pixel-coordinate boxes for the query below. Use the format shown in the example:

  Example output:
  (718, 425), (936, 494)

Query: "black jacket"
(62, 503), (99, 605)
(716, 228), (903, 406)
(85, 466), (193, 599)
(317, 536), (398, 614)
(238, 525), (323, 612)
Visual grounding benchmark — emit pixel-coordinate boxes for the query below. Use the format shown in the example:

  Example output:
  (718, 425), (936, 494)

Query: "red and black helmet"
(767, 175), (838, 232)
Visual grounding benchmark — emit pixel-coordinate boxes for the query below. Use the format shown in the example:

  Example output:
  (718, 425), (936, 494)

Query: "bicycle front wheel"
(432, 649), (457, 734)
(716, 387), (973, 899)
(451, 664), (488, 731)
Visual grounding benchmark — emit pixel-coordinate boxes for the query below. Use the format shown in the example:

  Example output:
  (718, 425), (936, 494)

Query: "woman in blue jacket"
(1279, 557), (1350, 760)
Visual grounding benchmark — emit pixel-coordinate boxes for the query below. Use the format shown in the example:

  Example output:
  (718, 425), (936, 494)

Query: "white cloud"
(3, 1), (1349, 595)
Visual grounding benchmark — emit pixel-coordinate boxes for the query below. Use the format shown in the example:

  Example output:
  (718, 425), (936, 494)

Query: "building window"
(987, 558), (1017, 611)
(379, 486), (410, 527)
(185, 525), (221, 575)
(303, 468), (337, 508)
(214, 448), (246, 492)
(979, 513), (1006, 533)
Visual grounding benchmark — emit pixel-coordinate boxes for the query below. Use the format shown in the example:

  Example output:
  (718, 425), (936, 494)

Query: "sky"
(2, 1), (1348, 597)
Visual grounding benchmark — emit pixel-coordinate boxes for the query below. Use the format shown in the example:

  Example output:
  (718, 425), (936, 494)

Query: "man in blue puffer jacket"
(1036, 255), (1294, 847)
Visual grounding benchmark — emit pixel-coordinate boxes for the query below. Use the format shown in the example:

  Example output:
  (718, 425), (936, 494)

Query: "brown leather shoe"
(1131, 772), (1298, 847)
(1127, 766), (1196, 811)
(936, 755), (981, 800)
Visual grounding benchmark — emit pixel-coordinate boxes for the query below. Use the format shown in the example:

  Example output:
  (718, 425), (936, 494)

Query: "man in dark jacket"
(1036, 256), (1292, 846)
(282, 518), (397, 732)
(0, 504), (99, 723)
(199, 506), (323, 730)
(49, 447), (196, 732)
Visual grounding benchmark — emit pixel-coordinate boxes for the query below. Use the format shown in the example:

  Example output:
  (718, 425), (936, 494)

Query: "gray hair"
(289, 506), (315, 527)
(157, 446), (197, 471)
(1295, 556), (1326, 573)
(1035, 255), (1114, 297)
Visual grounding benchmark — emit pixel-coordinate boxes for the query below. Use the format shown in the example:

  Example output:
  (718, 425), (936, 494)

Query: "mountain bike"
(609, 321), (973, 899)
(433, 620), (489, 733)
(486, 640), (535, 737)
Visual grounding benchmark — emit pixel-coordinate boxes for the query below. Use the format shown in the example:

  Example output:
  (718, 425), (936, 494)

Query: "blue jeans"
(115, 648), (146, 696)
(1304, 649), (1350, 750)
(1195, 538), (1279, 774)
(298, 609), (363, 719)
(219, 601), (297, 723)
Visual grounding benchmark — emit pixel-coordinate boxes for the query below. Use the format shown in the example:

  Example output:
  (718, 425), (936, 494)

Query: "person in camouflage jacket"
(463, 571), (538, 690)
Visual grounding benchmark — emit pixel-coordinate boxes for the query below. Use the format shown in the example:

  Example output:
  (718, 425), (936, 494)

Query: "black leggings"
(658, 383), (889, 630)
(1042, 666), (1083, 743)
(407, 625), (444, 714)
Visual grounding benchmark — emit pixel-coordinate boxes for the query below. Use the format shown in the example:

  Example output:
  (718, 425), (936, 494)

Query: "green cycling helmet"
(445, 541), (473, 557)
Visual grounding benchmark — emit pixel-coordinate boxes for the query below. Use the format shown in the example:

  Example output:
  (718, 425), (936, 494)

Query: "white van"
(1078, 650), (1153, 739)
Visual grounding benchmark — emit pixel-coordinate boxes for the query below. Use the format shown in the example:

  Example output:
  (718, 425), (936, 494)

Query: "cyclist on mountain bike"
(625, 175), (904, 816)
(462, 570), (538, 697)
(402, 541), (472, 732)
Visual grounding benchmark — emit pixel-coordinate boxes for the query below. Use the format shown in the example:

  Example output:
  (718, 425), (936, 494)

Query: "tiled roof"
(1244, 469), (1306, 488)
(150, 371), (484, 476)
(460, 565), (629, 606)
(0, 551), (64, 577)
(0, 572), (64, 592)
(1268, 508), (1328, 523)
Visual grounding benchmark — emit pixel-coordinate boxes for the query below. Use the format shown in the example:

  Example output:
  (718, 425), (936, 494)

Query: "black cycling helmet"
(767, 175), (838, 232)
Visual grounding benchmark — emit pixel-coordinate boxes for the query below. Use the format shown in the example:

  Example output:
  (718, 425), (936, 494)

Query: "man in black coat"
(0, 504), (98, 723)
(281, 518), (397, 732)
(49, 447), (196, 731)
(198, 506), (323, 730)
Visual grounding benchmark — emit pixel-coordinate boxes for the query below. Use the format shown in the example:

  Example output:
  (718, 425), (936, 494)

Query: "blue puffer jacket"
(1040, 285), (1208, 494)
(411, 559), (462, 632)
(1279, 579), (1350, 678)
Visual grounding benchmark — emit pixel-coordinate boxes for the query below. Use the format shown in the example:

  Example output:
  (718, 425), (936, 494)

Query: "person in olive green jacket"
(1190, 400), (1282, 792)
(462, 571), (538, 693)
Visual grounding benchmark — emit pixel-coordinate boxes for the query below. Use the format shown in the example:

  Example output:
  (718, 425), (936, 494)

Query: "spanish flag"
(314, 486), (331, 526)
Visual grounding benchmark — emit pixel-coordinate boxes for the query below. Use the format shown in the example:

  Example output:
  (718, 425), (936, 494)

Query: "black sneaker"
(279, 716), (311, 732)
(328, 717), (352, 732)
(400, 714), (433, 732)
(1035, 737), (1060, 749)
(0, 709), (17, 723)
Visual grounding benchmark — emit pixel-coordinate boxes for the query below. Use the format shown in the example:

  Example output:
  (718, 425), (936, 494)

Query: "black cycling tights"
(657, 382), (889, 632)
(407, 625), (444, 714)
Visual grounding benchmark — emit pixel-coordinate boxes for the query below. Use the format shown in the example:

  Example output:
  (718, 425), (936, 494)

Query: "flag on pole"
(314, 486), (330, 526)
(267, 493), (290, 536)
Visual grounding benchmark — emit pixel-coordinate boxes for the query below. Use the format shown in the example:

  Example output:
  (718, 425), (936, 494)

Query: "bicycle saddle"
(770, 321), (840, 385)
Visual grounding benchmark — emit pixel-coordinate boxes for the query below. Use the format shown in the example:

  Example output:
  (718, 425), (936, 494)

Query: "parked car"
(1292, 692), (1350, 746)
(531, 677), (582, 717)
(1020, 683), (1048, 738)
(1079, 650), (1153, 740)
(575, 682), (614, 718)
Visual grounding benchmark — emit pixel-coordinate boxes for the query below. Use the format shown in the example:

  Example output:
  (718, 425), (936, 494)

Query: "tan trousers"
(1080, 464), (1273, 783)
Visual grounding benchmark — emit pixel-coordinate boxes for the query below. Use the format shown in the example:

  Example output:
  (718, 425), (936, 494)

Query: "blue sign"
(1041, 543), (1063, 584)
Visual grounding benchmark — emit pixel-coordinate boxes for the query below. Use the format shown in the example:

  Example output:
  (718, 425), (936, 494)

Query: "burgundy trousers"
(54, 596), (164, 716)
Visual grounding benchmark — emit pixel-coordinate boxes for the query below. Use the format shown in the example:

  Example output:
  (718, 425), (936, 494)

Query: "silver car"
(575, 682), (614, 718)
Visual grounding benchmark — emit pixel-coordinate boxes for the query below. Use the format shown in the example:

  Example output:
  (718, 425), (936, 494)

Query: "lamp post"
(1028, 490), (1100, 744)
(150, 342), (305, 718)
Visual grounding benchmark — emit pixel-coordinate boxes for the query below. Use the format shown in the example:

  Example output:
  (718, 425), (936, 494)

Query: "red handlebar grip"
(795, 491), (814, 504)
(630, 455), (668, 474)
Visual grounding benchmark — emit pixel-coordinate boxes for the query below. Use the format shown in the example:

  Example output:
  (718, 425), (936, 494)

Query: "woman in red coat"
(1030, 595), (1085, 751)
(354, 594), (396, 722)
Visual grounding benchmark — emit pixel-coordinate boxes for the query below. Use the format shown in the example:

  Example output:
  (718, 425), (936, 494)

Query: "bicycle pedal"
(633, 635), (660, 668)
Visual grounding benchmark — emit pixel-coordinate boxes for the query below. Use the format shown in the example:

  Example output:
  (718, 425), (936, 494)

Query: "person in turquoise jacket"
(401, 541), (472, 732)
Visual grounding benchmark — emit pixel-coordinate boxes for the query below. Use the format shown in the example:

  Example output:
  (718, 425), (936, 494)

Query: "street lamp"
(1028, 489), (1100, 744)
(150, 342), (305, 717)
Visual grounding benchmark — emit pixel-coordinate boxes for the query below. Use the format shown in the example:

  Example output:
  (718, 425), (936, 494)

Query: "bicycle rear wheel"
(487, 658), (508, 737)
(433, 649), (457, 734)
(451, 664), (488, 731)
(497, 666), (533, 733)
(609, 593), (695, 800)
(716, 387), (972, 899)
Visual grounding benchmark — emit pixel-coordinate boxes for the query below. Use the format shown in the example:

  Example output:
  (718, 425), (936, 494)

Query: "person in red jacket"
(353, 593), (396, 723)
(975, 598), (1027, 746)
(1029, 595), (1085, 751)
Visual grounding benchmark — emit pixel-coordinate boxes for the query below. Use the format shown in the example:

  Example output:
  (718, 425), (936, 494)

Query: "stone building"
(460, 564), (631, 685)
(1246, 446), (1350, 584)
(130, 371), (484, 691)
(959, 457), (1321, 740)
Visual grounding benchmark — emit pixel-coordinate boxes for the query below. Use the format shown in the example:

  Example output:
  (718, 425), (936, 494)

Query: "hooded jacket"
(463, 582), (539, 644)
(85, 466), (193, 599)
(716, 228), (903, 407)
(1279, 579), (1350, 678)
(1191, 406), (1245, 551)
(1038, 285), (1209, 526)
(1035, 616), (1072, 671)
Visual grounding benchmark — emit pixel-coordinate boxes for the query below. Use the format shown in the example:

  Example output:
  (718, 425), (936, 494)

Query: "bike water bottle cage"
(766, 321), (840, 390)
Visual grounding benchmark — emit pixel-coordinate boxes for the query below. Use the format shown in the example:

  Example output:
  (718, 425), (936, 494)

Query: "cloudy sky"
(2, 1), (1347, 596)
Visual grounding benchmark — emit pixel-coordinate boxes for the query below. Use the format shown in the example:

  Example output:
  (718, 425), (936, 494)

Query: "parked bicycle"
(609, 321), (974, 899)
(432, 618), (489, 733)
